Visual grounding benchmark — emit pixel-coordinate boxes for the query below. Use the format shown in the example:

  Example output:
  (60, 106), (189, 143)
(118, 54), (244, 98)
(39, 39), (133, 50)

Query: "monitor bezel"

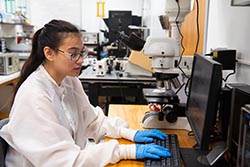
(186, 53), (223, 151)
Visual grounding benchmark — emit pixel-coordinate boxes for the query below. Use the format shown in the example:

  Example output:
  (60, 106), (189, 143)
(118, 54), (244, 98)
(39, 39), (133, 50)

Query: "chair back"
(0, 118), (9, 167)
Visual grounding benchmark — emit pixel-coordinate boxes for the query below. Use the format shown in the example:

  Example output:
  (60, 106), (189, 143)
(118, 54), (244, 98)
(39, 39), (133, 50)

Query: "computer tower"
(225, 83), (250, 165)
(219, 87), (233, 141)
(237, 104), (250, 166)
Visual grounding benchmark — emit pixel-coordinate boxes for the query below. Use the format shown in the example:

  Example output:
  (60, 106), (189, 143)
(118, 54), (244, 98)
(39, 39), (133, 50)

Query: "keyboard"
(144, 134), (182, 167)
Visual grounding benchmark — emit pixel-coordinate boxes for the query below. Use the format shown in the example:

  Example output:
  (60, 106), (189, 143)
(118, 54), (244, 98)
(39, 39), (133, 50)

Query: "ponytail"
(13, 28), (45, 102)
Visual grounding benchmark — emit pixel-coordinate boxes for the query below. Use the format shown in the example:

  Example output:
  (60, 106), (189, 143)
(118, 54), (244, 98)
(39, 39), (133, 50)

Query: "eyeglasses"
(56, 48), (88, 61)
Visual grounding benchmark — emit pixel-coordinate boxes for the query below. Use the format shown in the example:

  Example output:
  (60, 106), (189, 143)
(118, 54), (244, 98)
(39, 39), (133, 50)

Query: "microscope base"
(142, 112), (191, 131)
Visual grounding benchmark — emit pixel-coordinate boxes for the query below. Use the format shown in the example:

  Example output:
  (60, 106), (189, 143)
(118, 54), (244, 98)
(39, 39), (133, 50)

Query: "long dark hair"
(13, 19), (81, 100)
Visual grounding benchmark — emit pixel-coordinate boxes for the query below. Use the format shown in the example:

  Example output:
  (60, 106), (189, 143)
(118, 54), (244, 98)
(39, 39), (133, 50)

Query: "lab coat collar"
(38, 65), (66, 95)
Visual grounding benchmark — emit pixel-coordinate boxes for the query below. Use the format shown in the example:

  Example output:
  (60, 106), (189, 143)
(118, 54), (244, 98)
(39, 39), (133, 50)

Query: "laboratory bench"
(0, 71), (20, 119)
(79, 67), (156, 113)
(0, 71), (20, 87)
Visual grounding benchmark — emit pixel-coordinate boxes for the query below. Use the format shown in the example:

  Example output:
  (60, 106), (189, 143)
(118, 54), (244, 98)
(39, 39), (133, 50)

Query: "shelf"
(0, 36), (15, 39)
(0, 23), (34, 52)
(0, 22), (34, 27)
(0, 71), (20, 86)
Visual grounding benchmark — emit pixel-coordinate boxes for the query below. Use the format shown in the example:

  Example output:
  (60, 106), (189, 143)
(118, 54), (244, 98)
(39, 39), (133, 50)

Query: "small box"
(0, 53), (20, 75)
(212, 49), (236, 70)
(82, 32), (99, 45)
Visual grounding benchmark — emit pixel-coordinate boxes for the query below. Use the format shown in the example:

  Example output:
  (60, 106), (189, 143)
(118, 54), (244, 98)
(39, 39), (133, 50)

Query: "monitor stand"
(180, 141), (228, 167)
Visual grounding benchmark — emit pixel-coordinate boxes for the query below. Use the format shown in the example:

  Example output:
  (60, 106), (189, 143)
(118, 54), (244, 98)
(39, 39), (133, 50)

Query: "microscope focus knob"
(158, 111), (164, 121)
(164, 106), (177, 123)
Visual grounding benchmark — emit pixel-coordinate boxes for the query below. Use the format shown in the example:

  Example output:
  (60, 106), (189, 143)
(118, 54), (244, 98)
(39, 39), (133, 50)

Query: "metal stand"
(141, 112), (191, 131)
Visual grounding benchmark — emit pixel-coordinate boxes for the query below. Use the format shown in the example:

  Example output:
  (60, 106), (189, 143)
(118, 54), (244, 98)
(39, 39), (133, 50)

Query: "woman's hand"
(133, 129), (167, 143)
(136, 144), (171, 159)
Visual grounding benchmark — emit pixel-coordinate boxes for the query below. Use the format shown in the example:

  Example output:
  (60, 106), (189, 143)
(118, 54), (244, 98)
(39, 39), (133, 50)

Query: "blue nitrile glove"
(134, 129), (167, 143)
(136, 143), (171, 159)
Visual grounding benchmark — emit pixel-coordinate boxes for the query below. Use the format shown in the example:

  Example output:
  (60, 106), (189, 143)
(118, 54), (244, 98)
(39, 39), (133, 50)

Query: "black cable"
(183, 0), (200, 97)
(223, 70), (236, 82)
(195, 0), (200, 53)
(172, 0), (201, 98)
(175, 1), (189, 80)
(175, 82), (185, 94)
(175, 2), (185, 59)
(184, 77), (191, 96)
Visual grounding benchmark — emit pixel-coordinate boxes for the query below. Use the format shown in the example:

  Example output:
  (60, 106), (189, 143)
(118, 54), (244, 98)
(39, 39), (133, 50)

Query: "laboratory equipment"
(82, 32), (99, 45)
(0, 53), (20, 75)
(237, 104), (250, 167)
(102, 11), (133, 58)
(119, 0), (194, 129)
(95, 57), (110, 77)
(225, 83), (250, 166)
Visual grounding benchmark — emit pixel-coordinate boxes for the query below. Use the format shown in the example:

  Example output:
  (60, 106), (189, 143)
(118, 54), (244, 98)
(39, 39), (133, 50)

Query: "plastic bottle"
(0, 12), (3, 22)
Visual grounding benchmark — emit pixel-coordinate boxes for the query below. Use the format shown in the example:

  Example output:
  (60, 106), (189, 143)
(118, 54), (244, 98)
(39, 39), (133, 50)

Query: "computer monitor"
(183, 53), (226, 166)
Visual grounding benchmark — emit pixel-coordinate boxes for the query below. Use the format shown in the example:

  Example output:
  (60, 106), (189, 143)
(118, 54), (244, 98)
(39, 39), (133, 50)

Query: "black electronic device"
(102, 11), (144, 58)
(212, 49), (236, 70)
(102, 10), (133, 58)
(144, 134), (182, 167)
(225, 83), (250, 166)
(237, 104), (250, 166)
(218, 87), (233, 141)
(108, 10), (132, 43)
(182, 53), (227, 166)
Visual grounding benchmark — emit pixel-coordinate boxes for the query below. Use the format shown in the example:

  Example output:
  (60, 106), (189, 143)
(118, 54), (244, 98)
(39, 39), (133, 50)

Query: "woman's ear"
(43, 46), (55, 61)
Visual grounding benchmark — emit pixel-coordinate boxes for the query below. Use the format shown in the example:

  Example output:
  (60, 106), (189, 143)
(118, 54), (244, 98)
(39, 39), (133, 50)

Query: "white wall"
(142, 0), (168, 37)
(206, 0), (250, 84)
(81, 0), (144, 32)
(29, 0), (81, 30)
(29, 0), (168, 38)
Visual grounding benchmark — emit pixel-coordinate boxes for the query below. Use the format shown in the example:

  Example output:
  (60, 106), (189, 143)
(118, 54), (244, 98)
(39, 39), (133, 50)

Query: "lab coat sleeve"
(74, 140), (136, 166)
(85, 105), (138, 142)
(73, 78), (138, 142)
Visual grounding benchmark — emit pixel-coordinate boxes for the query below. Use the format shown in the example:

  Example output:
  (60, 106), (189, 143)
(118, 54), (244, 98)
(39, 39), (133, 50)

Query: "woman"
(0, 20), (170, 166)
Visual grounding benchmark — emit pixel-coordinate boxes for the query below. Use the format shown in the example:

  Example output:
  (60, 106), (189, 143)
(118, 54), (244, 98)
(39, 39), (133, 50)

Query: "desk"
(79, 67), (156, 109)
(0, 72), (20, 118)
(106, 104), (196, 167)
(0, 72), (20, 87)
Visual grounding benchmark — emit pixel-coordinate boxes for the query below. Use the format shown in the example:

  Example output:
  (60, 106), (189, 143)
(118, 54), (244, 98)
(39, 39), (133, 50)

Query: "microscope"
(120, 0), (194, 130)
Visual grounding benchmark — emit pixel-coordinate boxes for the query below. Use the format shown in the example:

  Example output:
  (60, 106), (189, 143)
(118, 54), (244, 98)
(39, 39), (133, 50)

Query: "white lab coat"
(0, 65), (138, 167)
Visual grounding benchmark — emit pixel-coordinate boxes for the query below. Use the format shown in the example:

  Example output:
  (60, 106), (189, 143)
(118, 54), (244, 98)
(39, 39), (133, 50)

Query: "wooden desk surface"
(0, 71), (20, 87)
(0, 72), (20, 119)
(106, 104), (196, 167)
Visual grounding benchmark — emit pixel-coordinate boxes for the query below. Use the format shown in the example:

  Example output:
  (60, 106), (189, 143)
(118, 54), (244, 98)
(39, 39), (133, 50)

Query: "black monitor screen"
(186, 53), (222, 151)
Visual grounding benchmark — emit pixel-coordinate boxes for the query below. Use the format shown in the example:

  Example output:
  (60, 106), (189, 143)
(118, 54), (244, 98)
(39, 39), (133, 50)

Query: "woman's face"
(44, 33), (84, 85)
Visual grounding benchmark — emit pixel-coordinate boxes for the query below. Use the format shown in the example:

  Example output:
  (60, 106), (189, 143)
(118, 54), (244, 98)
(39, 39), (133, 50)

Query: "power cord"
(194, 0), (200, 53)
(184, 77), (190, 96)
(223, 70), (236, 82)
(175, 1), (189, 80)
(184, 0), (200, 97)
